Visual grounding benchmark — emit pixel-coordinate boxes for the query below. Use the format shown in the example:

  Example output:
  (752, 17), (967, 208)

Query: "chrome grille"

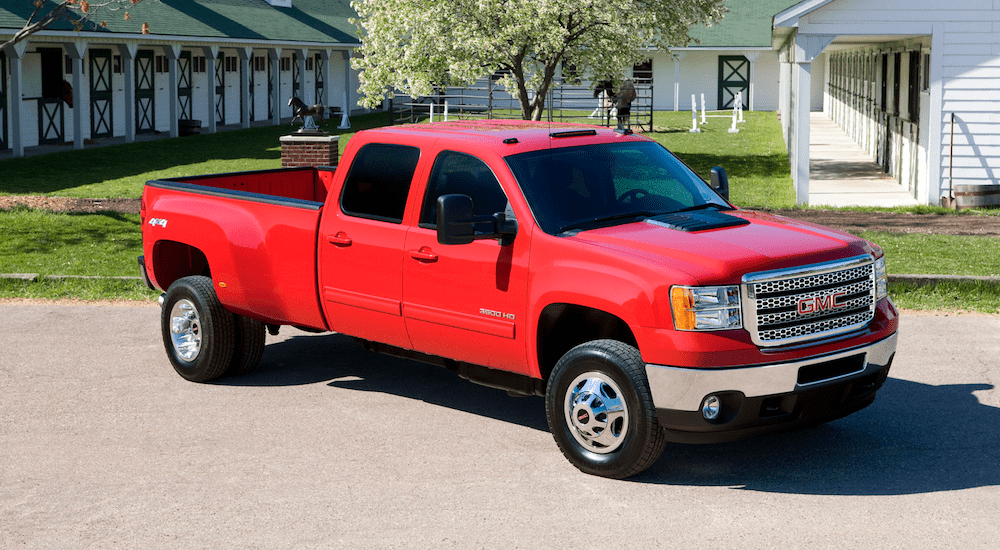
(742, 256), (875, 347)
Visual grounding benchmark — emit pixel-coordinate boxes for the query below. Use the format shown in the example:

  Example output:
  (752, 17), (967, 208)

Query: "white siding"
(796, 0), (1000, 202)
(648, 50), (782, 111)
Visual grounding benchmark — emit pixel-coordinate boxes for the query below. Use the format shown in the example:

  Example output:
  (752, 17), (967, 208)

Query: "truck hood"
(567, 210), (877, 285)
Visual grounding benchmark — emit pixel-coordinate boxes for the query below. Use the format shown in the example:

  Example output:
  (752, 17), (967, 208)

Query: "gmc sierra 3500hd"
(140, 120), (898, 478)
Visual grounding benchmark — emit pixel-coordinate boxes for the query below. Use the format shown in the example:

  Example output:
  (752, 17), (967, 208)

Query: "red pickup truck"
(139, 120), (898, 478)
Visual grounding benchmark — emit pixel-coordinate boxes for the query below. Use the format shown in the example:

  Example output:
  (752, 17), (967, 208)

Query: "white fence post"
(700, 93), (707, 125)
(689, 94), (701, 133)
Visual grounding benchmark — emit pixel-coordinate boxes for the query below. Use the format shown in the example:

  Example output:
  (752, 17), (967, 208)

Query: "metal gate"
(718, 55), (749, 110)
(178, 51), (192, 120)
(1, 52), (7, 150)
(135, 50), (155, 133)
(89, 48), (113, 139)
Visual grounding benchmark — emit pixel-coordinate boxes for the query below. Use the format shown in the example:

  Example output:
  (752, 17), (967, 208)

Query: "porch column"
(163, 44), (182, 138)
(779, 49), (791, 142)
(339, 50), (351, 129)
(118, 42), (138, 143)
(64, 40), (88, 150)
(742, 51), (763, 112)
(202, 46), (219, 133)
(268, 48), (282, 126)
(673, 52), (685, 112)
(238, 47), (252, 128)
(792, 34), (836, 206)
(8, 41), (28, 157)
(320, 49), (334, 110)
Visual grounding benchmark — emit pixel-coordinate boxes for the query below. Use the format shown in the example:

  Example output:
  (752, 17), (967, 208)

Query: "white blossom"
(351, 0), (725, 120)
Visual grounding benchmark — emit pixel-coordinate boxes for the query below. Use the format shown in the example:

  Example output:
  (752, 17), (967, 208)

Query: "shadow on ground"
(220, 332), (999, 496)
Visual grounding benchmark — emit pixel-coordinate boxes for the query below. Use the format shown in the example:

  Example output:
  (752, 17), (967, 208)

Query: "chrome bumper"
(645, 332), (898, 412)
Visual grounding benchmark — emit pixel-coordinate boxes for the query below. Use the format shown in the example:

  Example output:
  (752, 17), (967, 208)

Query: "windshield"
(505, 141), (729, 235)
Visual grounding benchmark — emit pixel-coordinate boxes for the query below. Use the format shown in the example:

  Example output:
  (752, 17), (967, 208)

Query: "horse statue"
(288, 97), (326, 130)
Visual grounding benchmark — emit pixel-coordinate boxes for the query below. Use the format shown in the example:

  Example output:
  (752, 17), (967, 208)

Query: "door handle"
(408, 248), (439, 262)
(328, 232), (352, 247)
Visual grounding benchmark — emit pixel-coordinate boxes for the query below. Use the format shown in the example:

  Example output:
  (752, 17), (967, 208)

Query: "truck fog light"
(702, 395), (721, 420)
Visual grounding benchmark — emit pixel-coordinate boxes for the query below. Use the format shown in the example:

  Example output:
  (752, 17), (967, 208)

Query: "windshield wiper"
(559, 211), (655, 234)
(671, 202), (733, 214)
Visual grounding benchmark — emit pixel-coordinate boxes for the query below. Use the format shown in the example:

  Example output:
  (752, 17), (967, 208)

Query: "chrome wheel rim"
(564, 372), (629, 454)
(169, 299), (202, 362)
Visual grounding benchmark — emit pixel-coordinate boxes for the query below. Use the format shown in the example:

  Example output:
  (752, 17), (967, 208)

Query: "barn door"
(292, 52), (300, 99)
(314, 54), (324, 107)
(0, 52), (7, 150)
(178, 51), (192, 120)
(718, 55), (749, 110)
(215, 52), (225, 124)
(135, 50), (155, 133)
(89, 49), (113, 138)
(267, 56), (274, 120)
(38, 48), (64, 145)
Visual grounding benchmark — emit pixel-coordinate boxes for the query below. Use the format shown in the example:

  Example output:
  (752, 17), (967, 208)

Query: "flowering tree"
(1, 0), (153, 53)
(351, 0), (725, 120)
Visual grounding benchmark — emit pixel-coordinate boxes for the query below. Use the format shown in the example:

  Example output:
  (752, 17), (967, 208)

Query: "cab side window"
(341, 144), (421, 223)
(419, 151), (511, 227)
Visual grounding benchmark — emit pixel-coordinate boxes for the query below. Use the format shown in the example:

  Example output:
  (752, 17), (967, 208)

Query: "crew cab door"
(402, 150), (530, 373)
(317, 143), (422, 348)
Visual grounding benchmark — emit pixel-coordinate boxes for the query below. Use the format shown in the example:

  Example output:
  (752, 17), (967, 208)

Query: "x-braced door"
(718, 55), (749, 110)
(178, 51), (192, 120)
(249, 58), (256, 122)
(267, 56), (274, 119)
(135, 50), (155, 133)
(1, 52), (7, 150)
(89, 49), (113, 139)
(314, 54), (324, 107)
(215, 52), (225, 124)
(292, 52), (300, 99)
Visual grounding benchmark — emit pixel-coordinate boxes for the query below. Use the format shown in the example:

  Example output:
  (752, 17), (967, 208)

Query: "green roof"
(687, 0), (802, 48)
(0, 0), (358, 44)
(2, 0), (798, 49)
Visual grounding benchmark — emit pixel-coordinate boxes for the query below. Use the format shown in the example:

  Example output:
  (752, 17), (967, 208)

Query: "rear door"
(317, 143), (422, 348)
(401, 148), (530, 373)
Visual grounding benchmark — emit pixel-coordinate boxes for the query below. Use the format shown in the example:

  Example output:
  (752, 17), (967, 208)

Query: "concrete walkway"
(808, 112), (918, 208)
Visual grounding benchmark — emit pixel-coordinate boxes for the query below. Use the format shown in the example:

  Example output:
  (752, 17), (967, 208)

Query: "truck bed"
(143, 166), (337, 330)
(154, 165), (334, 204)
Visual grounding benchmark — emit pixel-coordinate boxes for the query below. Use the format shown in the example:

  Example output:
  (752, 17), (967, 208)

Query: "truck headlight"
(874, 256), (888, 300)
(671, 285), (742, 331)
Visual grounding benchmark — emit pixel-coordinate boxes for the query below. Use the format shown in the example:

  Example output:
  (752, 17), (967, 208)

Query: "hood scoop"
(646, 210), (750, 232)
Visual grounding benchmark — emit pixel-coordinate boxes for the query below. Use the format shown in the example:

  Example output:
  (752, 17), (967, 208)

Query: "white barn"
(1, 0), (363, 158)
(773, 0), (1000, 206)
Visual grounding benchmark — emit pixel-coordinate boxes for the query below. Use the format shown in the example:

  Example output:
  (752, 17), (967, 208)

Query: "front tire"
(161, 276), (235, 382)
(545, 340), (666, 479)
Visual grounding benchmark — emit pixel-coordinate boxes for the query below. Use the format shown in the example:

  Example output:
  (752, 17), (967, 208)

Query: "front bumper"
(645, 331), (897, 443)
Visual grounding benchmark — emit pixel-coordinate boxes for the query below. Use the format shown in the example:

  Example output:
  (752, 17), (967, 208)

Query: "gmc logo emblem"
(797, 292), (848, 315)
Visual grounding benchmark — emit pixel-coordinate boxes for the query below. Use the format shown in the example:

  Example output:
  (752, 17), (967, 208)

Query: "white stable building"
(1, 0), (362, 158)
(773, 0), (1000, 205)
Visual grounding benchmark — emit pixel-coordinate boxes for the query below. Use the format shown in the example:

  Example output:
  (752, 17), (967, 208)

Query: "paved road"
(2, 304), (999, 549)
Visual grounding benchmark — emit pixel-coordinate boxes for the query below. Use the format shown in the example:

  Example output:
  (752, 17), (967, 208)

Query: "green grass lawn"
(0, 112), (392, 198)
(649, 111), (796, 209)
(1, 108), (997, 312)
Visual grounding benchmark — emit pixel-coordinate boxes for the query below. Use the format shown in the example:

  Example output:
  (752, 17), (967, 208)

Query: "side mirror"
(710, 166), (730, 202)
(437, 194), (476, 245)
(437, 194), (519, 246)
